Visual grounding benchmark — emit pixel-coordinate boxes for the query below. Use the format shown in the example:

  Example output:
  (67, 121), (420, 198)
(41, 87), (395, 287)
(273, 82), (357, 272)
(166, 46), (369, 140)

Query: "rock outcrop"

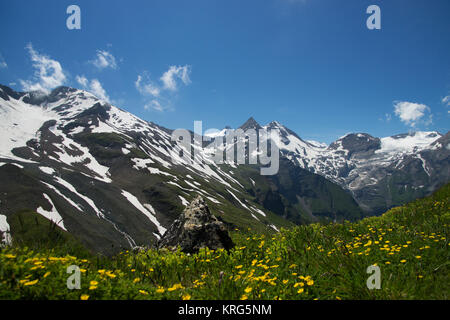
(157, 196), (234, 253)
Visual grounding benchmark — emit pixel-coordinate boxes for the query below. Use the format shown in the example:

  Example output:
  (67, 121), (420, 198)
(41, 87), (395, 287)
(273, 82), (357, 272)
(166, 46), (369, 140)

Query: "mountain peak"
(267, 121), (284, 129)
(49, 86), (78, 97)
(265, 120), (306, 144)
(239, 117), (261, 130)
(0, 84), (24, 101)
(328, 132), (380, 155)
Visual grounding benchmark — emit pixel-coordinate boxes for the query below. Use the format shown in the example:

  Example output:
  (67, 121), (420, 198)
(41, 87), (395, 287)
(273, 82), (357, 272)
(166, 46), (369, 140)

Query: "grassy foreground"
(0, 184), (448, 300)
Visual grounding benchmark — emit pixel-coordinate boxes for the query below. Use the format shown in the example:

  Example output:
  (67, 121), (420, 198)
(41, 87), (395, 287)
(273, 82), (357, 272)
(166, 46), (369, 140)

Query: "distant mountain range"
(0, 84), (448, 254)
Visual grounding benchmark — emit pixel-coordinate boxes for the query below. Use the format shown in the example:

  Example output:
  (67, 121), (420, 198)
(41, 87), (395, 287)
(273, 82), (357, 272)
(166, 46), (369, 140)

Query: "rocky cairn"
(157, 196), (234, 253)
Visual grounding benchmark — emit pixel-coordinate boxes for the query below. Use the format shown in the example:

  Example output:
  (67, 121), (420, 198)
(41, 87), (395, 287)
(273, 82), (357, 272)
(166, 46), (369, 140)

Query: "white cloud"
(385, 113), (392, 122)
(91, 50), (117, 70)
(135, 75), (160, 97)
(20, 43), (67, 93)
(89, 79), (110, 101)
(160, 65), (191, 91)
(76, 75), (88, 88)
(424, 114), (433, 126)
(136, 66), (191, 112)
(393, 101), (431, 127)
(0, 54), (7, 69)
(144, 100), (164, 112)
(76, 75), (110, 102)
(442, 95), (450, 106)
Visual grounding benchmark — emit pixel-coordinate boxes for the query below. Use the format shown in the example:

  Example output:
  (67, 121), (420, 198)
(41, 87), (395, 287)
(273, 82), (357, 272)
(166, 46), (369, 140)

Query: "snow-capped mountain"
(0, 85), (448, 253)
(247, 120), (449, 213)
(0, 85), (269, 251)
(206, 117), (448, 211)
(0, 85), (367, 253)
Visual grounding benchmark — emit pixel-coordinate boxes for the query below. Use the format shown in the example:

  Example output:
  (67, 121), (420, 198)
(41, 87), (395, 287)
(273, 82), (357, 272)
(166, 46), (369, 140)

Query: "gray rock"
(157, 196), (234, 253)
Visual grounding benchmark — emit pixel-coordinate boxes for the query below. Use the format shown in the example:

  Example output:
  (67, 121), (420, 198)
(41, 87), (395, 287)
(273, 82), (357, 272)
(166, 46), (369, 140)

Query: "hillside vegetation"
(0, 184), (448, 300)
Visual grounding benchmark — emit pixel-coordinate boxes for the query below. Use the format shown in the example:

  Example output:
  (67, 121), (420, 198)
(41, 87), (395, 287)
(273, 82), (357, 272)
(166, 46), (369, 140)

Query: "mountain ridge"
(0, 84), (448, 254)
(0, 85), (362, 253)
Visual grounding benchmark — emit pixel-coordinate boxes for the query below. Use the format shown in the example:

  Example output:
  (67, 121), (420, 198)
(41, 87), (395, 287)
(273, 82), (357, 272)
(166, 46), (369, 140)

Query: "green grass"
(6, 209), (92, 258)
(0, 184), (448, 300)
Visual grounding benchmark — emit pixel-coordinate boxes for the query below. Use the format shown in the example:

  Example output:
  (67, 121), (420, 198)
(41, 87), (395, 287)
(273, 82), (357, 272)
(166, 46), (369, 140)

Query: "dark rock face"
(329, 133), (381, 158)
(157, 196), (234, 253)
(239, 117), (262, 131)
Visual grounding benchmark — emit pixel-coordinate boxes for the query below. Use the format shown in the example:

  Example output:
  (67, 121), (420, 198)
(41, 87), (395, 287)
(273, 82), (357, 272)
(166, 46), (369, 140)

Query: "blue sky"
(0, 0), (449, 143)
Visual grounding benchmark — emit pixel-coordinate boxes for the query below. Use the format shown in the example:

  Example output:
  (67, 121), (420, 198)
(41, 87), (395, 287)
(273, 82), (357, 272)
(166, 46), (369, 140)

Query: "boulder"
(157, 196), (234, 253)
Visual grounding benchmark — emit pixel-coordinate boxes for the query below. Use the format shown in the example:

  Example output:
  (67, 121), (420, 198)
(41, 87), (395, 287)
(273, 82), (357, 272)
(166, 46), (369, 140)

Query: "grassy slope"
(0, 184), (448, 300)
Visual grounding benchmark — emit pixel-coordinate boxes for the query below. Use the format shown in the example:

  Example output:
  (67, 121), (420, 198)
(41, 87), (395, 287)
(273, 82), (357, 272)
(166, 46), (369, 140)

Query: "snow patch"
(206, 196), (221, 204)
(39, 166), (55, 175)
(227, 189), (249, 210)
(0, 95), (56, 162)
(54, 177), (104, 218)
(36, 193), (67, 231)
(131, 158), (154, 170)
(41, 181), (83, 212)
(49, 126), (112, 183)
(178, 195), (189, 207)
(252, 207), (266, 217)
(0, 214), (12, 245)
(121, 190), (166, 235)
(377, 132), (440, 154)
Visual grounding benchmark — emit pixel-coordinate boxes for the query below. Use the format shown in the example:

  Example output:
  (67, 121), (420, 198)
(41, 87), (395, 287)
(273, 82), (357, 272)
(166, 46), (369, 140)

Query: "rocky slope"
(208, 118), (449, 214)
(157, 195), (234, 253)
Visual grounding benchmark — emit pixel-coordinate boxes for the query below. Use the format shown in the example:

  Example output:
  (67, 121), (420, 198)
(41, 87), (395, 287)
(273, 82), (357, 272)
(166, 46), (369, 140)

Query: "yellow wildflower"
(156, 287), (165, 293)
(24, 279), (39, 286)
(168, 283), (183, 291)
(182, 293), (191, 300)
